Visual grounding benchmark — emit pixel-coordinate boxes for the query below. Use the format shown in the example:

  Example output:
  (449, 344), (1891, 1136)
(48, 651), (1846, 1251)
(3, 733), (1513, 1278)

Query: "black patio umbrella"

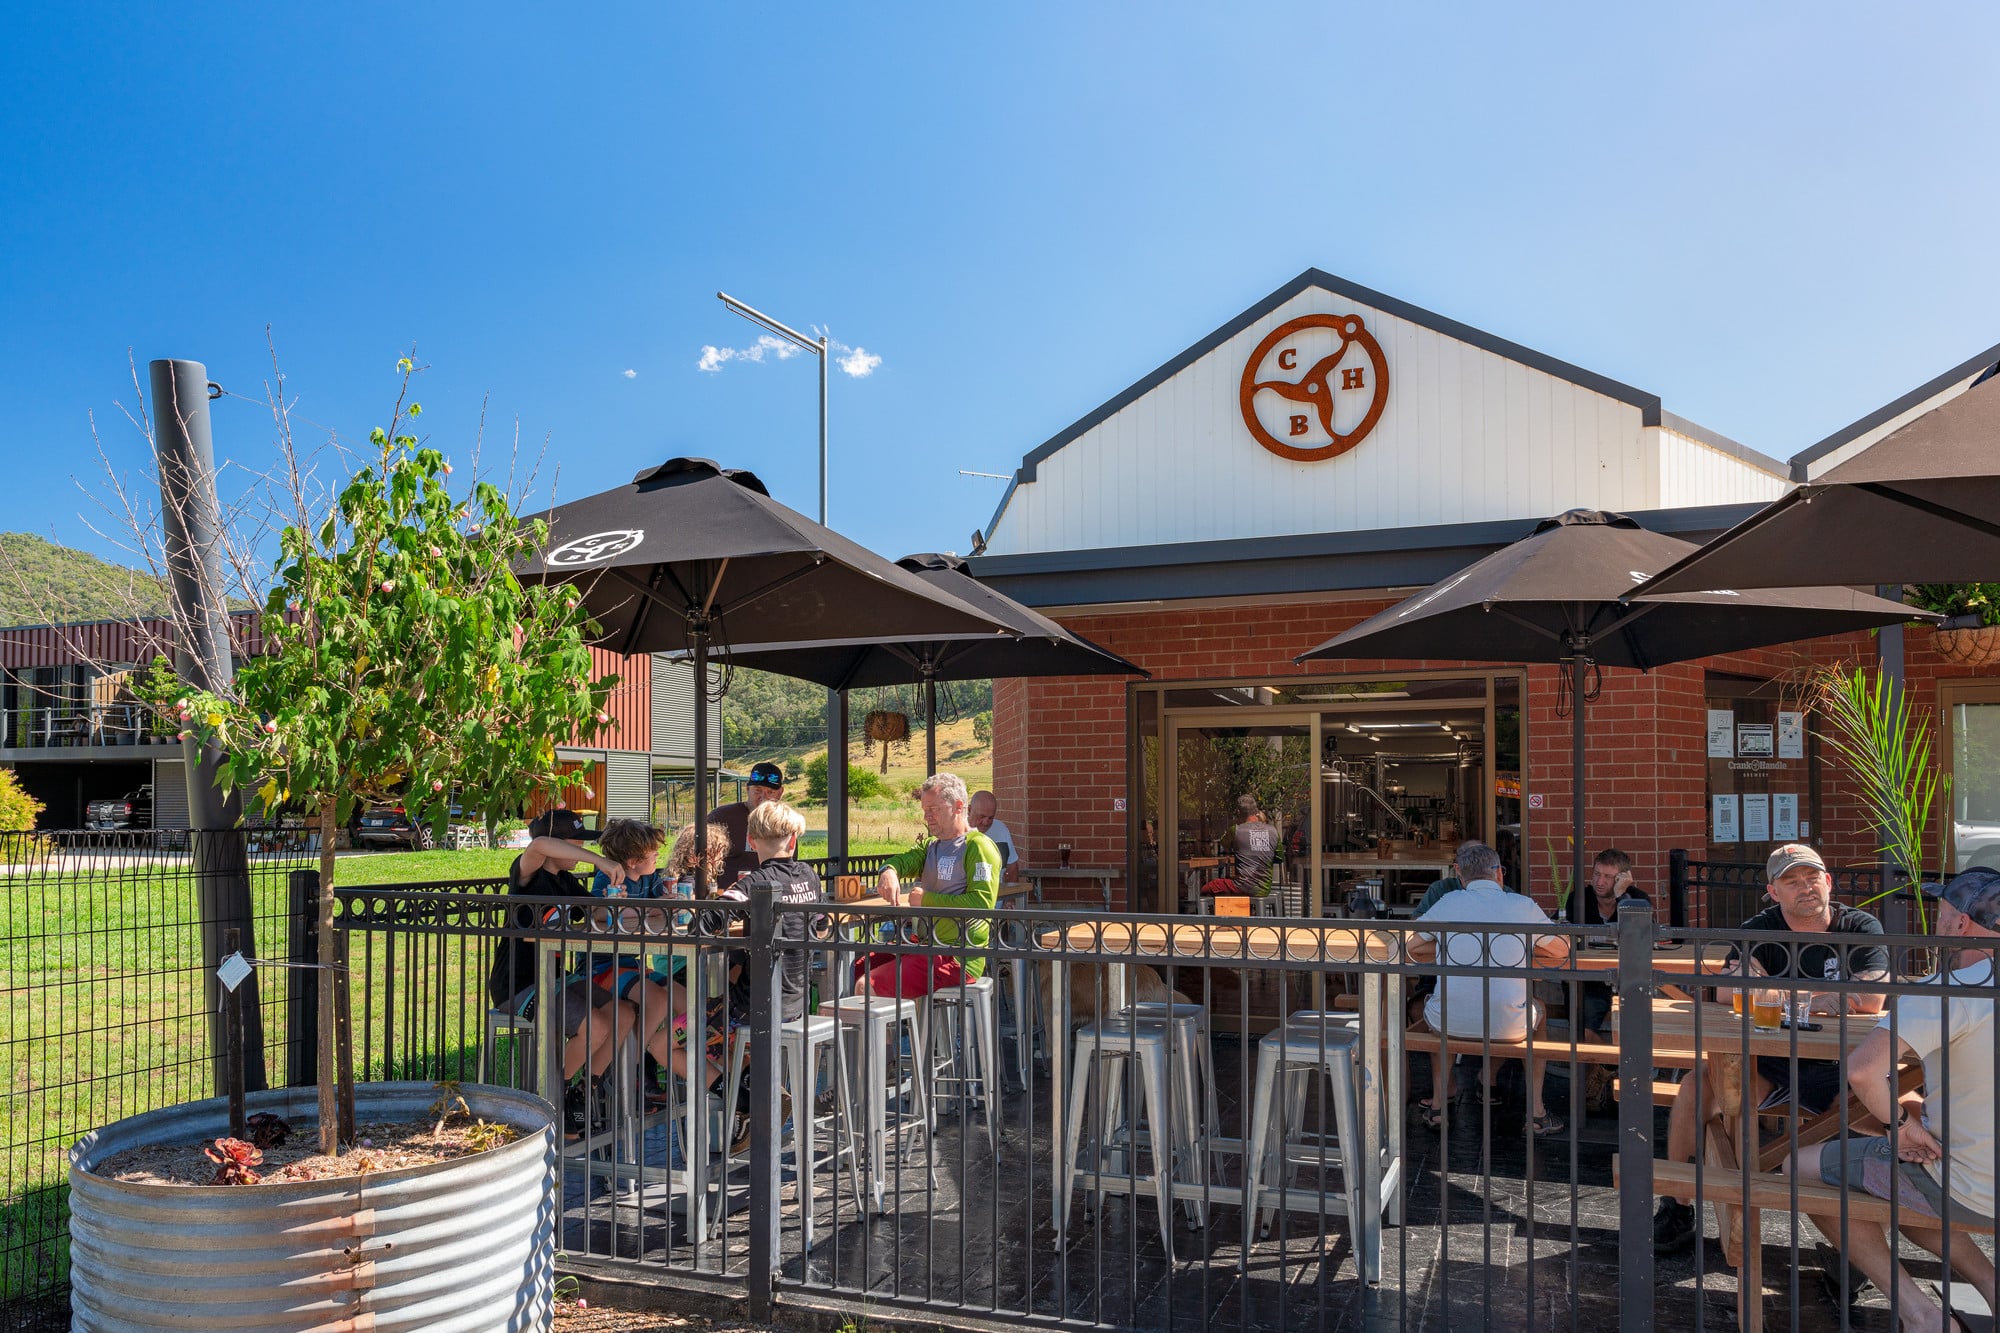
(1295, 509), (1928, 893)
(1635, 369), (2000, 594)
(706, 552), (1149, 774)
(516, 459), (1013, 893)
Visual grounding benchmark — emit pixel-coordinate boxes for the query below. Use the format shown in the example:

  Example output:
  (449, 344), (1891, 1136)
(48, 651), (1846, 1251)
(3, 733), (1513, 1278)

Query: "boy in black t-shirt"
(736, 800), (822, 1023)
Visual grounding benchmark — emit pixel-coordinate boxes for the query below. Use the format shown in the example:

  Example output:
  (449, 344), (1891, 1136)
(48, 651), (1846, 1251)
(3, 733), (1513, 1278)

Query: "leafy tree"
(155, 364), (611, 1154)
(0, 769), (44, 830)
(804, 751), (886, 802)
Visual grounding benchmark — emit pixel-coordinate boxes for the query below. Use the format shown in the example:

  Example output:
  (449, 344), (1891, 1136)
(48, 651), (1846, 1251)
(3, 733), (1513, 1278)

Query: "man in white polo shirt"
(1408, 840), (1572, 1137)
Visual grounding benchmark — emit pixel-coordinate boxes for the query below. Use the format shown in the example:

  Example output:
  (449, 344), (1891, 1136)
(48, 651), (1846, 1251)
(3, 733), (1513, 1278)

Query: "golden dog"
(1034, 960), (1193, 1025)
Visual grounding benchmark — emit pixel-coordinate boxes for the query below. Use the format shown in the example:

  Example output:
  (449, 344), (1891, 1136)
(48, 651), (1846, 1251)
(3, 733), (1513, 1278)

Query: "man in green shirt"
(861, 771), (1001, 996)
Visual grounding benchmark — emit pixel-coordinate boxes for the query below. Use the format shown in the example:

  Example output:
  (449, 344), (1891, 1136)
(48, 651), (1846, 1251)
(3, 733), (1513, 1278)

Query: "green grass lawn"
(0, 836), (925, 1301)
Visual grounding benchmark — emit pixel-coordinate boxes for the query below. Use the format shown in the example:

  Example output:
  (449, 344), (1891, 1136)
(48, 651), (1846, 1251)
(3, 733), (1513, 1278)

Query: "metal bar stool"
(720, 1012), (866, 1249)
(1120, 998), (1221, 1212)
(831, 991), (934, 1212)
(926, 974), (1002, 1150)
(1242, 1019), (1366, 1258)
(1060, 1015), (1205, 1261)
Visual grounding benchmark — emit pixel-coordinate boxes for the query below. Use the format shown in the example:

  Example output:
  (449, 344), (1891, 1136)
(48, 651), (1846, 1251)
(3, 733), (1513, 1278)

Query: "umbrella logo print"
(1239, 312), (1390, 462)
(547, 529), (646, 566)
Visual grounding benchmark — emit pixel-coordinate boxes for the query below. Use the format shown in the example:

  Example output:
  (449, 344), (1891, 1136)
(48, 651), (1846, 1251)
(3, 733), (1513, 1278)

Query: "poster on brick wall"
(1742, 793), (1772, 843)
(1707, 709), (1736, 758)
(1773, 792), (1799, 841)
(1777, 712), (1805, 760)
(1712, 794), (1740, 843)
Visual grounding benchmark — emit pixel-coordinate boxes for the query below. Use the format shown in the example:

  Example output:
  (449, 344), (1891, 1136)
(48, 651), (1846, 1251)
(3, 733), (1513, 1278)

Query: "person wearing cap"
(482, 809), (647, 1133)
(709, 761), (786, 887)
(1653, 842), (1890, 1254)
(1781, 867), (2000, 1332)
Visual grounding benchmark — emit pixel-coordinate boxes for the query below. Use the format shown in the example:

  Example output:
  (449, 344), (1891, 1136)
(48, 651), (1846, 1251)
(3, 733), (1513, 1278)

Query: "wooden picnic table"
(1617, 997), (1883, 1333)
(1035, 919), (1405, 1283)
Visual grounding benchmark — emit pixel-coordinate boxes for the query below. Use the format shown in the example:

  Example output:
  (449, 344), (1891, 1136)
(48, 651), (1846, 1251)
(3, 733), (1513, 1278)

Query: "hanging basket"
(1931, 625), (2000, 667)
(864, 710), (910, 745)
(863, 710), (911, 774)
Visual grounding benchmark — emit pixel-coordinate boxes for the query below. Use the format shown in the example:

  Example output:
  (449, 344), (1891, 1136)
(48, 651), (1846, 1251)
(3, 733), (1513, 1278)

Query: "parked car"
(85, 786), (152, 832)
(353, 801), (484, 851)
(354, 802), (439, 850)
(1955, 818), (2000, 873)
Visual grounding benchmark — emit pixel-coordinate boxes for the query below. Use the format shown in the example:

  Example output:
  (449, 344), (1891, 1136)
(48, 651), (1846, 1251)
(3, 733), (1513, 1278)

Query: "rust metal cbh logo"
(1238, 312), (1389, 462)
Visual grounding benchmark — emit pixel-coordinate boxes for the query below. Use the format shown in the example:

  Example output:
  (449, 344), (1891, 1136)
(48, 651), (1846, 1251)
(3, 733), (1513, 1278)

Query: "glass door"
(1944, 681), (2000, 872)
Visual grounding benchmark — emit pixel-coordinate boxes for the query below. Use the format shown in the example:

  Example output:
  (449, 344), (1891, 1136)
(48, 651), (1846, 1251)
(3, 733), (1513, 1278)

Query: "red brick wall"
(993, 601), (2000, 914)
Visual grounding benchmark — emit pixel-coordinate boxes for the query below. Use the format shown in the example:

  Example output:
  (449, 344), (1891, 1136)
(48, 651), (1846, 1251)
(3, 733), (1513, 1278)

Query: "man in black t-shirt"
(709, 761), (786, 887)
(1653, 843), (1889, 1253)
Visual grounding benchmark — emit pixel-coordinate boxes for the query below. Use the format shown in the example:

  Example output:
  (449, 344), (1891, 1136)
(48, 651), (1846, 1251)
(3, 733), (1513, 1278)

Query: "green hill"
(0, 534), (173, 627)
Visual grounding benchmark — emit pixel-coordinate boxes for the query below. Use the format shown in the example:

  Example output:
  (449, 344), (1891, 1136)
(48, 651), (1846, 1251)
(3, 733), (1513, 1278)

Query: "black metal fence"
(0, 829), (313, 1328)
(10, 845), (2000, 1333)
(322, 882), (2000, 1333)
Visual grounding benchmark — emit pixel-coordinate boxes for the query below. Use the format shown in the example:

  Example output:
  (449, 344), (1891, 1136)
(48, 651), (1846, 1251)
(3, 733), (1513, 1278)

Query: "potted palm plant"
(68, 362), (615, 1331)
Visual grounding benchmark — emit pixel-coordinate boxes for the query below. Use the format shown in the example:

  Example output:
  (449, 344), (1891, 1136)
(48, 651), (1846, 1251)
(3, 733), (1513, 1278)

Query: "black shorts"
(1754, 1055), (1843, 1115)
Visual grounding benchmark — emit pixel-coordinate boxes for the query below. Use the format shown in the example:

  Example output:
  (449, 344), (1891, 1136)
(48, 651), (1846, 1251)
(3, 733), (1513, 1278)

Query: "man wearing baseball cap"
(1788, 866), (2000, 1329)
(1654, 842), (1890, 1253)
(710, 761), (786, 887)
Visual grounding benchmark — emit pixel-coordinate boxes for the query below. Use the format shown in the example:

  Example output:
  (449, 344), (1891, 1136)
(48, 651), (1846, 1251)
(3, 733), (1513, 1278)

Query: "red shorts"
(853, 951), (965, 997)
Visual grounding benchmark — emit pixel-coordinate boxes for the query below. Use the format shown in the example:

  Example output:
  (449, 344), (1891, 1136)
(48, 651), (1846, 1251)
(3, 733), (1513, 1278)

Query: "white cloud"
(696, 333), (805, 373)
(837, 346), (882, 378)
(621, 368), (637, 379)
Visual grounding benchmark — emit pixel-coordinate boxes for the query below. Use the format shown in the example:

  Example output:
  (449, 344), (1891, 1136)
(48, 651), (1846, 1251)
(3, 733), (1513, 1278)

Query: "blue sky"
(3, 4), (1997, 568)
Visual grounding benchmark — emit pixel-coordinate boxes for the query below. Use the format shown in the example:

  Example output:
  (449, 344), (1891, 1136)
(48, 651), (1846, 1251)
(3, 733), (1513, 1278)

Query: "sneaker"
(1652, 1198), (1697, 1254)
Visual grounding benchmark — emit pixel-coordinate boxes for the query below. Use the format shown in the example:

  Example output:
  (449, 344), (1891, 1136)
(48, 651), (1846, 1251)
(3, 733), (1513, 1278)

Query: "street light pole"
(717, 293), (846, 869)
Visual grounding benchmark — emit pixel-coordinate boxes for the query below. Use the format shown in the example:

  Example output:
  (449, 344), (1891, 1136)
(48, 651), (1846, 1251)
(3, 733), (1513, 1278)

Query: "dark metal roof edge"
(1656, 410), (1788, 477)
(967, 503), (1766, 581)
(1788, 340), (2000, 481)
(986, 267), (1666, 539)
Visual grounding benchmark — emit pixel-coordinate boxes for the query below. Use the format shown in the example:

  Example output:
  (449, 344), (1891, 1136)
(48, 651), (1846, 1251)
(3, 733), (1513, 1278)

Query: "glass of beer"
(1729, 986), (1745, 1016)
(1749, 988), (1784, 1031)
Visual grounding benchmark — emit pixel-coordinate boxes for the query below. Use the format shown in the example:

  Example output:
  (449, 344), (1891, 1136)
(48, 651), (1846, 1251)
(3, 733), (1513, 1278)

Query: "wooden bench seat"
(1619, 1159), (1992, 1234)
(1615, 1077), (1681, 1107)
(1401, 1024), (1694, 1068)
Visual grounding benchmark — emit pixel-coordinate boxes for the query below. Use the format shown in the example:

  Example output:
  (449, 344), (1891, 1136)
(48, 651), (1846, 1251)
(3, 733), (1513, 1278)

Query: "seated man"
(863, 772), (1000, 997)
(1653, 843), (1888, 1254)
(1413, 838), (1495, 917)
(969, 789), (1021, 881)
(1562, 848), (1652, 1110)
(1787, 867), (2000, 1333)
(1408, 840), (1572, 1137)
(1225, 794), (1282, 896)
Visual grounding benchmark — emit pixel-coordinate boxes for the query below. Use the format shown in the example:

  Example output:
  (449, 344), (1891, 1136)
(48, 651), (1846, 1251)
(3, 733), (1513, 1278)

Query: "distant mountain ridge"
(0, 533), (173, 626)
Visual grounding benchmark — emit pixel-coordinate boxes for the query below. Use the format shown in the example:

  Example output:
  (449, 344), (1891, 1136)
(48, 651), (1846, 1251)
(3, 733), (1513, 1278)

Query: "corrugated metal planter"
(68, 1082), (556, 1333)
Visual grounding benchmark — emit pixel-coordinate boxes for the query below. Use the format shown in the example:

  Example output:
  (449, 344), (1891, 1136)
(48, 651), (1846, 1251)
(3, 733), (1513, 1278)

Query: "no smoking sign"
(1528, 794), (1546, 809)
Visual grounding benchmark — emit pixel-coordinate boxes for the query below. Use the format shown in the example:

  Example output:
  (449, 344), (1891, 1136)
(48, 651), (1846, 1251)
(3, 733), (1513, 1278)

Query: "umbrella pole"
(693, 629), (709, 898)
(1571, 652), (1588, 903)
(925, 676), (937, 777)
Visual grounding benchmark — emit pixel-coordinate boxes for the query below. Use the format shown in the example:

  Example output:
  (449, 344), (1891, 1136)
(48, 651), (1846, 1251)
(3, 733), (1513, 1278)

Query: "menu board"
(1712, 794), (1740, 842)
(1736, 723), (1774, 758)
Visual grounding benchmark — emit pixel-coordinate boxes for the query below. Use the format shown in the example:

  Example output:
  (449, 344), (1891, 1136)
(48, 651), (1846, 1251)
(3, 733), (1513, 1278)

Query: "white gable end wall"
(1656, 428), (1790, 509)
(986, 287), (1668, 558)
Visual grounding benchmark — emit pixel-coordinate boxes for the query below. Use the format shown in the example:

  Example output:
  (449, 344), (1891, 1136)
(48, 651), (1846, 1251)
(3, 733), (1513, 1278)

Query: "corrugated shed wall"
(0, 611), (270, 670)
(581, 647), (649, 753)
(605, 751), (652, 821)
(649, 656), (722, 765)
(152, 758), (189, 828)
